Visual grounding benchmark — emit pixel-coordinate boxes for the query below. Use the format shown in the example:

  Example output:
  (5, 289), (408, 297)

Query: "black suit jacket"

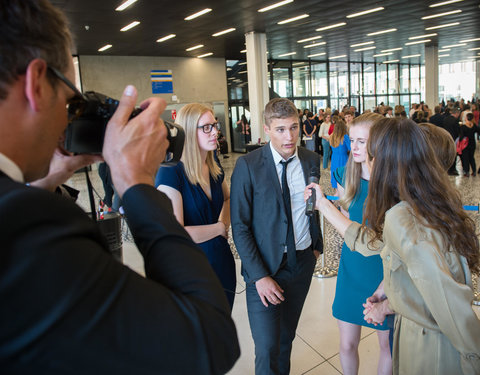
(442, 114), (460, 140)
(231, 145), (322, 284)
(0, 173), (239, 374)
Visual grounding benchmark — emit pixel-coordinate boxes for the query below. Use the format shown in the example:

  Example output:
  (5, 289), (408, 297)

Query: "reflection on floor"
(69, 149), (480, 375)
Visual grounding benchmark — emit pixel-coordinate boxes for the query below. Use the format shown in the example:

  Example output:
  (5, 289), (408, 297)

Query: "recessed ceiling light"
(381, 47), (403, 52)
(438, 49), (451, 52)
(278, 52), (297, 57)
(405, 39), (431, 45)
(421, 9), (461, 19)
(346, 7), (384, 18)
(307, 52), (326, 58)
(316, 22), (346, 32)
(373, 52), (393, 57)
(409, 33), (438, 40)
(460, 37), (480, 43)
(350, 41), (374, 48)
(467, 47), (480, 51)
(367, 28), (397, 36)
(212, 28), (236, 37)
(438, 54), (450, 57)
(258, 0), (293, 12)
(197, 52), (213, 58)
(292, 62), (307, 66)
(98, 44), (112, 52)
(120, 21), (140, 32)
(186, 44), (204, 51)
(429, 0), (464, 7)
(278, 14), (309, 24)
(383, 59), (399, 63)
(354, 46), (376, 52)
(240, 49), (247, 53)
(185, 8), (212, 21)
(329, 55), (347, 59)
(297, 35), (322, 43)
(238, 62), (247, 65)
(442, 43), (466, 48)
(115, 0), (137, 11)
(402, 54), (421, 58)
(426, 22), (460, 30)
(304, 42), (326, 48)
(238, 70), (248, 74)
(156, 34), (176, 43)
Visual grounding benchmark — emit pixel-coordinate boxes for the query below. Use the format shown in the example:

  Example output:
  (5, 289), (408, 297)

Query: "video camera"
(64, 91), (184, 162)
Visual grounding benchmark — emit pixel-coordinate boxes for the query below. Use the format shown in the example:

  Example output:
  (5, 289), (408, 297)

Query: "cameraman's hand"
(30, 146), (102, 191)
(103, 85), (168, 198)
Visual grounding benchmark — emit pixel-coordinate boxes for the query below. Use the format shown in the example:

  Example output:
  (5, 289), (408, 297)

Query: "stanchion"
(313, 212), (338, 278)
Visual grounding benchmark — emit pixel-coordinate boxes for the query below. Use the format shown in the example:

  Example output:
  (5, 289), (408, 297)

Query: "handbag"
(456, 137), (468, 155)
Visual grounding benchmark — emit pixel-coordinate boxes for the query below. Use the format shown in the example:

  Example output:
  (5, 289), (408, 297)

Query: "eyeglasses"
(47, 65), (84, 103)
(197, 122), (220, 133)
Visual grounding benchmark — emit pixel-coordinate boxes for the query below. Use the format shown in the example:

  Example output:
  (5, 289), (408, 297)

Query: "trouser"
(305, 135), (316, 152)
(461, 147), (476, 174)
(246, 248), (317, 375)
(447, 154), (458, 174)
(321, 139), (331, 169)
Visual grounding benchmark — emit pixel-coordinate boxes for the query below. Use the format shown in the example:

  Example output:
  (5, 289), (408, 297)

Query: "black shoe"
(464, 173), (470, 177)
(448, 171), (459, 176)
(473, 172), (477, 177)
(223, 155), (230, 159)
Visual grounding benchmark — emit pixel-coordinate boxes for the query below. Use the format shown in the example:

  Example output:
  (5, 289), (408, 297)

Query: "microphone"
(305, 167), (320, 216)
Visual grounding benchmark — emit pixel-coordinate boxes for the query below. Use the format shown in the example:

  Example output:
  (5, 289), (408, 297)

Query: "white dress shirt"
(269, 143), (312, 252)
(0, 152), (24, 183)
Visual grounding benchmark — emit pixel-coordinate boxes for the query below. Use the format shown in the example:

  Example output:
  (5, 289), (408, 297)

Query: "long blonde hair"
(176, 103), (222, 189)
(329, 118), (347, 148)
(340, 113), (383, 209)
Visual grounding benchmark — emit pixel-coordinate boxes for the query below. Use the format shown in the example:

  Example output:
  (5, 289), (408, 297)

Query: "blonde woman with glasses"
(156, 103), (236, 308)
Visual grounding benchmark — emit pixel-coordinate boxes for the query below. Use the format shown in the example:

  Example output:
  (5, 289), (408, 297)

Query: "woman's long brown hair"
(363, 118), (479, 271)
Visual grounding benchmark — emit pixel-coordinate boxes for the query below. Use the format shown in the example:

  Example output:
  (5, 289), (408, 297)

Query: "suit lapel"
(262, 143), (284, 208)
(297, 147), (312, 184)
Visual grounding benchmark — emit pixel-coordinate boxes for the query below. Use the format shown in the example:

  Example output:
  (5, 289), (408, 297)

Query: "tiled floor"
(69, 148), (480, 375)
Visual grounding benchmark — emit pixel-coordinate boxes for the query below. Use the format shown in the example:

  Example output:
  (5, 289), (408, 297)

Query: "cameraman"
(0, 1), (239, 374)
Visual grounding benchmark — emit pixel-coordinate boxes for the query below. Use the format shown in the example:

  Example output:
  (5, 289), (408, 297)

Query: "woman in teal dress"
(331, 113), (392, 375)
(329, 118), (350, 193)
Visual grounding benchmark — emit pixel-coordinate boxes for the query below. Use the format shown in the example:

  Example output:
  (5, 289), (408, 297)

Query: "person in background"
(344, 110), (354, 129)
(329, 118), (350, 194)
(0, 1), (240, 373)
(458, 113), (479, 177)
(384, 106), (394, 118)
(330, 113), (391, 375)
(442, 107), (461, 176)
(319, 113), (332, 169)
(156, 103), (236, 308)
(428, 105), (445, 127)
(303, 111), (317, 152)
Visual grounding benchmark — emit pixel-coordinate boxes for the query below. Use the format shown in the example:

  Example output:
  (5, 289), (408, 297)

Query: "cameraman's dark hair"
(0, 0), (72, 100)
(264, 98), (298, 127)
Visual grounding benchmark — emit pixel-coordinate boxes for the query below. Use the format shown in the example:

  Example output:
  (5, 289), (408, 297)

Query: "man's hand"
(255, 276), (285, 307)
(30, 147), (102, 191)
(313, 250), (321, 259)
(103, 85), (168, 197)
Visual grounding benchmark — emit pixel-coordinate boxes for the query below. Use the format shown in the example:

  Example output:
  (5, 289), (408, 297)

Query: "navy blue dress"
(155, 162), (236, 308)
(331, 167), (388, 330)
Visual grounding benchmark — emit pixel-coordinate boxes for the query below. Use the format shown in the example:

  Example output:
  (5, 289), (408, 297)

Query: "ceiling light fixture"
(278, 14), (309, 24)
(421, 9), (461, 19)
(442, 43), (466, 48)
(350, 41), (374, 48)
(120, 21), (140, 32)
(316, 22), (346, 31)
(381, 47), (403, 52)
(402, 54), (421, 58)
(346, 7), (384, 18)
(156, 34), (176, 43)
(409, 33), (438, 40)
(186, 44), (204, 51)
(240, 49), (247, 53)
(307, 52), (326, 58)
(354, 46), (376, 52)
(367, 28), (397, 36)
(98, 44), (112, 52)
(460, 37), (480, 43)
(373, 52), (393, 57)
(438, 54), (450, 57)
(304, 42), (326, 48)
(425, 22), (460, 30)
(185, 8), (212, 21)
(278, 52), (297, 57)
(212, 28), (236, 37)
(115, 0), (137, 11)
(197, 52), (213, 58)
(383, 59), (399, 63)
(329, 55), (347, 59)
(258, 0), (293, 12)
(429, 0), (464, 7)
(438, 49), (451, 52)
(238, 70), (248, 74)
(297, 35), (322, 43)
(467, 47), (480, 51)
(238, 62), (247, 65)
(405, 39), (431, 45)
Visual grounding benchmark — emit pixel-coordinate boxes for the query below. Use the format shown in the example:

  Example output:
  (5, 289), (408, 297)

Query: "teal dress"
(331, 166), (388, 330)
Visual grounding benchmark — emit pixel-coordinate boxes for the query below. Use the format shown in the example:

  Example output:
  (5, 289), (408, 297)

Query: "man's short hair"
(344, 111), (353, 117)
(264, 98), (298, 127)
(434, 105), (441, 114)
(467, 113), (474, 121)
(450, 107), (459, 114)
(0, 0), (72, 100)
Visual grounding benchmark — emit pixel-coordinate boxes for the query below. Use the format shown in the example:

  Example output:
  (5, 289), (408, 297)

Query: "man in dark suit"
(442, 107), (461, 176)
(0, 1), (239, 373)
(429, 105), (445, 127)
(231, 98), (322, 375)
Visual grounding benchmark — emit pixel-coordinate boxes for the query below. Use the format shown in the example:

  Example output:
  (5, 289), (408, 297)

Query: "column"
(245, 32), (269, 143)
(425, 45), (439, 109)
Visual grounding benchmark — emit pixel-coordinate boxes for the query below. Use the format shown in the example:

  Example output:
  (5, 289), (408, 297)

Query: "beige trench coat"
(345, 201), (480, 375)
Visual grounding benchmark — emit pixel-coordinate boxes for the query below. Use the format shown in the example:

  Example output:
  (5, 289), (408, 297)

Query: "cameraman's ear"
(110, 85), (138, 126)
(24, 59), (49, 112)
